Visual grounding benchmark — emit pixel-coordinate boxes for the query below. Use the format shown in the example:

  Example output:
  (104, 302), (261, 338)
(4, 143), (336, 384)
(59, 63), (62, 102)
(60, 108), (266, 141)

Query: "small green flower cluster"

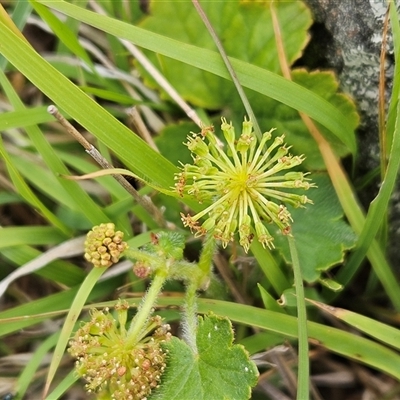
(84, 223), (128, 267)
(175, 118), (315, 252)
(69, 301), (171, 400)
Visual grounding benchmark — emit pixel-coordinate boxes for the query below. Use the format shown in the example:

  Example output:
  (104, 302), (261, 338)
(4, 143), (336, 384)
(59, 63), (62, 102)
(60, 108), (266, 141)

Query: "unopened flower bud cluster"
(84, 223), (128, 267)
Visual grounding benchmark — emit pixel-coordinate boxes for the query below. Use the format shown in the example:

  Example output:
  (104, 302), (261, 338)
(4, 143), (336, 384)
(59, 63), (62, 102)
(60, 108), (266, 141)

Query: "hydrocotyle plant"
(65, 117), (315, 399)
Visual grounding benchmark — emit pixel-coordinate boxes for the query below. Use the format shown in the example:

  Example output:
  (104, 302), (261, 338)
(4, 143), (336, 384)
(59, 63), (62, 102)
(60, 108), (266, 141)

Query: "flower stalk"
(182, 280), (199, 354)
(126, 270), (168, 346)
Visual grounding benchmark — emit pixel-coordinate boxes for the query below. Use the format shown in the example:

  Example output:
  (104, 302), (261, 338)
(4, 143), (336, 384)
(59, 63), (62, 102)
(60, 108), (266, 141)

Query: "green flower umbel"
(69, 301), (171, 399)
(175, 118), (315, 252)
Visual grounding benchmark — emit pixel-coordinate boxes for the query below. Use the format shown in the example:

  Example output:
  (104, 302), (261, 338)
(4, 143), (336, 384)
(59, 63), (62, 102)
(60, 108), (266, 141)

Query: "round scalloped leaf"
(138, 0), (312, 109)
(271, 173), (357, 283)
(236, 69), (359, 170)
(152, 313), (258, 400)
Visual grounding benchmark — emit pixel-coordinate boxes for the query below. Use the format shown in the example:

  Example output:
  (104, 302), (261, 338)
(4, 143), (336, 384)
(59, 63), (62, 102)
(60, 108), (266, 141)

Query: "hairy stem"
(182, 281), (199, 354)
(126, 271), (167, 345)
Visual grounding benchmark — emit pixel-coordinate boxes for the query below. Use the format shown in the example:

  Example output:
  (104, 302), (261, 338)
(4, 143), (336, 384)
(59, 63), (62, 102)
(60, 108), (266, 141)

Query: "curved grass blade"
(309, 300), (400, 351)
(0, 18), (177, 191)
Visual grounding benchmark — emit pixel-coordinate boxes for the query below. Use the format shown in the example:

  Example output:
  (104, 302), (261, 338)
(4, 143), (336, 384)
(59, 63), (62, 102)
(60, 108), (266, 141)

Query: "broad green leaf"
(154, 314), (258, 400)
(137, 0), (358, 164)
(155, 121), (197, 166)
(139, 0), (311, 109)
(272, 173), (357, 282)
(32, 0), (357, 154)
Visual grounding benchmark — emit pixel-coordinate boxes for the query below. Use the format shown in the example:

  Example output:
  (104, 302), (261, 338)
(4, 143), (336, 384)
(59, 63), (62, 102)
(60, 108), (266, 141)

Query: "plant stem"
(126, 271), (167, 345)
(182, 280), (199, 354)
(198, 232), (217, 276)
(288, 235), (309, 399)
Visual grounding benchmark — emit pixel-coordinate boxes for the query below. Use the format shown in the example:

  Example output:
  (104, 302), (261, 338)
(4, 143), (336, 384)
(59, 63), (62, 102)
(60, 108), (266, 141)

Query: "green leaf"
(138, 1), (358, 164)
(272, 173), (357, 282)
(154, 314), (258, 400)
(0, 226), (66, 248)
(155, 121), (197, 166)
(2, 296), (400, 380)
(0, 17), (177, 192)
(0, 68), (111, 227)
(310, 300), (400, 351)
(0, 134), (71, 235)
(1, 245), (84, 287)
(142, 231), (186, 260)
(246, 69), (359, 170)
(139, 0), (311, 109)
(0, 106), (54, 130)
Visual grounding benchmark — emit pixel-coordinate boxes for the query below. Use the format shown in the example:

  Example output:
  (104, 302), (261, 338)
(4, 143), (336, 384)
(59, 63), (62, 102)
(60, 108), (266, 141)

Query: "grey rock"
(304, 0), (400, 268)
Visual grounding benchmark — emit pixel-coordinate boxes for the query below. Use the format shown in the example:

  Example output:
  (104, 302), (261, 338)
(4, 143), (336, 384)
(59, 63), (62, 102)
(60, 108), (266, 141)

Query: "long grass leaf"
(31, 1), (94, 69)
(44, 267), (106, 396)
(0, 107), (53, 130)
(309, 300), (400, 351)
(333, 90), (400, 291)
(288, 236), (309, 399)
(16, 332), (59, 399)
(0, 226), (65, 248)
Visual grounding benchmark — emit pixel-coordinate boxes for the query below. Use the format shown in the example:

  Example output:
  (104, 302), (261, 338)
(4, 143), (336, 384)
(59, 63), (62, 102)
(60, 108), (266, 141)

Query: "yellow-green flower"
(175, 118), (315, 252)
